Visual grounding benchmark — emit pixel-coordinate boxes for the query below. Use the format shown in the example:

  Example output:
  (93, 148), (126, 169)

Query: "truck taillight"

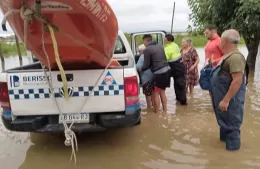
(124, 76), (139, 105)
(0, 82), (11, 110)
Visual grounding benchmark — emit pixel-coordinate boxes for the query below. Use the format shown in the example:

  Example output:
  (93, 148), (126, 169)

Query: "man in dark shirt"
(142, 34), (171, 113)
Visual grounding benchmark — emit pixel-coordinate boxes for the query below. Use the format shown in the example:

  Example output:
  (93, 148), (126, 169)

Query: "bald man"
(209, 29), (247, 151)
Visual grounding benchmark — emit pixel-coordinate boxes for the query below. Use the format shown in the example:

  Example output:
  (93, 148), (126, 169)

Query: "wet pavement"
(1, 73), (260, 169)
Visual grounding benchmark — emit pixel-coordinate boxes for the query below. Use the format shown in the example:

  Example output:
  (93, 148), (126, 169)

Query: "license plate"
(59, 113), (89, 124)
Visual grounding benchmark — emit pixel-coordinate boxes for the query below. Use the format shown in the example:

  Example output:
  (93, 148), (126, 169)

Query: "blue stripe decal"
(2, 110), (12, 119)
(125, 102), (141, 111)
(8, 85), (124, 100)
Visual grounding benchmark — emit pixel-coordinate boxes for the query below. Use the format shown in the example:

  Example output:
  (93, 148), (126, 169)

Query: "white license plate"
(59, 113), (89, 124)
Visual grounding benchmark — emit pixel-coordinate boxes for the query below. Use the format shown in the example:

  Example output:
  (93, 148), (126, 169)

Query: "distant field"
(124, 32), (245, 48)
(174, 34), (245, 47)
(0, 32), (245, 56)
(0, 41), (26, 57)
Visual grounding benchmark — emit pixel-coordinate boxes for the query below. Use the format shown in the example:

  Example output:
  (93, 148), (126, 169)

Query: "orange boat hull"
(0, 0), (119, 69)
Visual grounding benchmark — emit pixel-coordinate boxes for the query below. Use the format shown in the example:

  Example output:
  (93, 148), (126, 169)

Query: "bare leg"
(190, 86), (194, 95)
(145, 95), (152, 108)
(159, 90), (167, 113)
(186, 87), (189, 94)
(153, 91), (160, 113)
(151, 91), (155, 107)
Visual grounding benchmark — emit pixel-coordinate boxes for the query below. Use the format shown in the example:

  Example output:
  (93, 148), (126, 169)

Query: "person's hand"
(189, 65), (195, 72)
(209, 55), (214, 65)
(218, 99), (230, 112)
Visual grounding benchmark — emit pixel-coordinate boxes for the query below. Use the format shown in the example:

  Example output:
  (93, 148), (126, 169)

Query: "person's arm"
(193, 55), (200, 67)
(192, 49), (200, 67)
(190, 49), (200, 71)
(222, 72), (243, 102)
(222, 56), (245, 102)
(142, 49), (151, 71)
(136, 55), (144, 71)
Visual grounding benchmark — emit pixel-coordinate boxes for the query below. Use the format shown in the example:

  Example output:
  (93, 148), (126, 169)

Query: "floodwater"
(1, 46), (260, 169)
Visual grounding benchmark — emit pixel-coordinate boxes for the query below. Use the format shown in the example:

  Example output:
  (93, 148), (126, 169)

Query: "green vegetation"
(174, 34), (206, 47)
(187, 0), (260, 70)
(175, 33), (245, 47)
(124, 32), (245, 48)
(0, 41), (26, 57)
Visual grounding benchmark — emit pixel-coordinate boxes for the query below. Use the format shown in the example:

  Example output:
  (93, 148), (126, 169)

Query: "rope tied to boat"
(41, 24), (117, 163)
(20, 5), (34, 24)
(1, 5), (34, 53)
(20, 5), (34, 50)
(44, 25), (77, 163)
(2, 3), (120, 164)
(2, 4), (76, 163)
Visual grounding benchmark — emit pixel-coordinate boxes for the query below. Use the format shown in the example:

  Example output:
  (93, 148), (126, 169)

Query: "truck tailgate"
(7, 69), (125, 116)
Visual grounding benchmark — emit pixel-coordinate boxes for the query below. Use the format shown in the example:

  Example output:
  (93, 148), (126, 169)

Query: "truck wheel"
(135, 118), (141, 125)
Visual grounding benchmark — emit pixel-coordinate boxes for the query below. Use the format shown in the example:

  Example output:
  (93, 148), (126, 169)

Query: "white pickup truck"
(0, 30), (166, 133)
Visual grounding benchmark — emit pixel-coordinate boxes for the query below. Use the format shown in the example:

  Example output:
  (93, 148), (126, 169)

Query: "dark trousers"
(169, 59), (187, 104)
(173, 75), (187, 104)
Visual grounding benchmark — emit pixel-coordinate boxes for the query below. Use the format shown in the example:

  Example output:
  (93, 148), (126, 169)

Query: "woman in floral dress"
(181, 37), (200, 95)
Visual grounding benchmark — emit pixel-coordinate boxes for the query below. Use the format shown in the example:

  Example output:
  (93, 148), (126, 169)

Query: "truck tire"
(135, 118), (141, 125)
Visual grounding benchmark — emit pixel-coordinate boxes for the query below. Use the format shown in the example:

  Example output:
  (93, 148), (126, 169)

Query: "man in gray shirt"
(142, 34), (171, 113)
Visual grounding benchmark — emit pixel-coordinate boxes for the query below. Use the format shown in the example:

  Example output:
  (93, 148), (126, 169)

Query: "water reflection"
(1, 46), (260, 169)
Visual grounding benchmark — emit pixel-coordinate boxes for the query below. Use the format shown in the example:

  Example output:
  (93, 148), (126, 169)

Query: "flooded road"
(1, 46), (260, 169)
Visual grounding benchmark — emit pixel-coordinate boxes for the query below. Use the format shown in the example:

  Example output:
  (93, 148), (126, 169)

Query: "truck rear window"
(114, 37), (126, 54)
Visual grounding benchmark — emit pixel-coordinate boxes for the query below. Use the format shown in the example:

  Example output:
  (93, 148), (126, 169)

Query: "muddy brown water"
(0, 73), (260, 169)
(1, 46), (260, 169)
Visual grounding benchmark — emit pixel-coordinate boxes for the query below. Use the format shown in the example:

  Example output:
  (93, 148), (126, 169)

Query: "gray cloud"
(109, 0), (191, 32)
(0, 0), (191, 36)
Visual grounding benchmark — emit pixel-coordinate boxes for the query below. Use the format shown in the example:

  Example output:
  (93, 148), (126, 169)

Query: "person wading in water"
(181, 37), (200, 95)
(142, 34), (171, 113)
(164, 34), (187, 105)
(210, 29), (247, 151)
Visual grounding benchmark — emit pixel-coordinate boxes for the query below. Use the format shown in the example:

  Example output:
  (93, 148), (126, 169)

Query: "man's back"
(143, 41), (169, 72)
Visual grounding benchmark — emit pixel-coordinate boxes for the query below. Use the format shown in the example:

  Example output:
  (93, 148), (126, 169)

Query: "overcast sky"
(0, 0), (191, 36)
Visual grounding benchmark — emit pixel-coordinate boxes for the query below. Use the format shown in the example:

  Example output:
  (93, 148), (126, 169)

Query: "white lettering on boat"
(77, 0), (111, 23)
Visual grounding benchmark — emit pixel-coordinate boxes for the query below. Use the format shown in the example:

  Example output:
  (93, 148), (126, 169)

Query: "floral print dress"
(181, 47), (199, 88)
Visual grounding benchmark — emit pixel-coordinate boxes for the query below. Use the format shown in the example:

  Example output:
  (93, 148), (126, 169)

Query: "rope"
(47, 25), (70, 103)
(1, 10), (20, 31)
(1, 7), (34, 63)
(20, 5), (34, 49)
(2, 4), (121, 164)
(38, 10), (119, 164)
(41, 25), (78, 163)
(57, 30), (119, 113)
(41, 25), (116, 164)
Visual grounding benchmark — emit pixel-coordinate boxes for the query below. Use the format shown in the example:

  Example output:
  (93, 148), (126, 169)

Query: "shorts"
(142, 80), (153, 96)
(153, 70), (171, 91)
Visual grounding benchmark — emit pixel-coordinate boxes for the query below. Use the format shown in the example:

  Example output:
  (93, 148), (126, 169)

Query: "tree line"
(187, 0), (260, 70)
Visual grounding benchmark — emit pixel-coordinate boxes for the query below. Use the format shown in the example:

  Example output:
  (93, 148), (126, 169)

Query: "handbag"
(199, 64), (213, 90)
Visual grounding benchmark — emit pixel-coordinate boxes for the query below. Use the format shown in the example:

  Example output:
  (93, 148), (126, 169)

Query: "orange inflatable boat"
(0, 0), (119, 69)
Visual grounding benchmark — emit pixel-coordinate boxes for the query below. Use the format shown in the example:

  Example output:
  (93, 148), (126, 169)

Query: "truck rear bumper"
(1, 104), (141, 133)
